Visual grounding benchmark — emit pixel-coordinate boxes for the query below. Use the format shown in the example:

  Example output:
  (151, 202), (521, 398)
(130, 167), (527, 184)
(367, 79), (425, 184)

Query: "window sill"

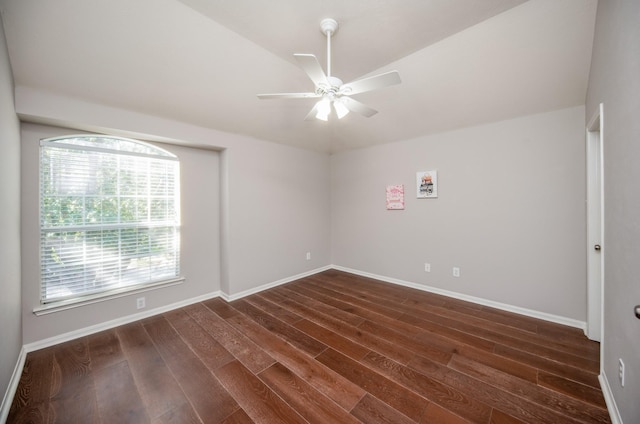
(33, 277), (185, 316)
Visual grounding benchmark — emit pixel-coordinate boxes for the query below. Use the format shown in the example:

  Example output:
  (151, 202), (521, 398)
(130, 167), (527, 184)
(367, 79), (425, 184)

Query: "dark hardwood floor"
(9, 270), (610, 423)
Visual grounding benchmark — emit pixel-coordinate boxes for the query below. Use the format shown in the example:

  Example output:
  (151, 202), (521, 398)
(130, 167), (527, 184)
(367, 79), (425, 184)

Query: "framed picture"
(386, 184), (405, 210)
(416, 170), (438, 198)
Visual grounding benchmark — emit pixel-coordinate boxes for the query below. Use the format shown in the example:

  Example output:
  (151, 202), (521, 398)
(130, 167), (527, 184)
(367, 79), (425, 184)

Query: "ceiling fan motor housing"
(316, 76), (345, 99)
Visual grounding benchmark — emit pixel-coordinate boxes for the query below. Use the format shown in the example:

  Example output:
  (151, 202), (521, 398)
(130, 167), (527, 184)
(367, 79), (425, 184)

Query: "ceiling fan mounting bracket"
(319, 18), (338, 36)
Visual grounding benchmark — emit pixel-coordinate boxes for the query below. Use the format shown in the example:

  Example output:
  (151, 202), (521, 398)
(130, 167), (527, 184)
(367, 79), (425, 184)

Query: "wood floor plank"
(408, 353), (593, 424)
(142, 316), (240, 423)
(229, 298), (327, 356)
(536, 319), (598, 346)
(93, 360), (149, 423)
(297, 280), (453, 344)
(398, 312), (497, 353)
(219, 409), (255, 424)
(245, 293), (304, 324)
(258, 288), (316, 317)
(319, 312), (418, 366)
(307, 274), (443, 315)
(186, 302), (276, 374)
(489, 408), (528, 424)
(117, 322), (189, 419)
(10, 270), (609, 424)
(312, 273), (415, 307)
(163, 308), (235, 371)
(289, 281), (405, 322)
(265, 288), (418, 365)
(87, 329), (125, 371)
(7, 348), (54, 424)
(258, 362), (362, 424)
(300, 278), (415, 322)
(448, 353), (610, 423)
(537, 370), (608, 408)
(293, 318), (370, 361)
(48, 338), (100, 424)
(422, 402), (475, 424)
(202, 297), (242, 319)
(357, 319), (453, 365)
(215, 360), (308, 424)
(225, 311), (366, 411)
(152, 402), (202, 424)
(455, 324), (598, 371)
(403, 297), (599, 359)
(316, 348), (427, 422)
(276, 286), (366, 327)
(362, 351), (493, 423)
(454, 345), (538, 384)
(298, 281), (505, 368)
(418, 299), (538, 335)
(317, 274), (547, 347)
(493, 343), (601, 388)
(6, 404), (50, 424)
(401, 304), (600, 369)
(350, 393), (417, 424)
(305, 278), (495, 356)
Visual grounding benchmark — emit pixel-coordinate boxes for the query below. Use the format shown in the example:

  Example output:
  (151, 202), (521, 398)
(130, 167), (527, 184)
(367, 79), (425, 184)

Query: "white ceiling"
(0, 0), (597, 153)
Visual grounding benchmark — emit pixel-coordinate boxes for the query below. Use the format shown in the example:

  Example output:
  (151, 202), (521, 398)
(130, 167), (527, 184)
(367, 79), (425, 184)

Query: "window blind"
(40, 135), (180, 303)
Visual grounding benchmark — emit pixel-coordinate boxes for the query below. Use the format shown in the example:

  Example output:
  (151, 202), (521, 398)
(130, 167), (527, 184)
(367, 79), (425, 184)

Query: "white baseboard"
(220, 265), (333, 302)
(332, 265), (587, 330)
(0, 346), (27, 424)
(599, 372), (623, 424)
(24, 290), (221, 353)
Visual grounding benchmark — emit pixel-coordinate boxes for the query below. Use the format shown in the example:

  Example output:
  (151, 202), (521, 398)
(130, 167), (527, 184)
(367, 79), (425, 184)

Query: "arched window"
(40, 135), (181, 304)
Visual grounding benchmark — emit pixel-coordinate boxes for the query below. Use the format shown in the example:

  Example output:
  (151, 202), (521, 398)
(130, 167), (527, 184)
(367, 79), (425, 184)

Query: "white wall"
(331, 106), (587, 322)
(223, 140), (331, 295)
(586, 1), (640, 422)
(15, 88), (331, 344)
(0, 16), (23, 412)
(21, 123), (221, 344)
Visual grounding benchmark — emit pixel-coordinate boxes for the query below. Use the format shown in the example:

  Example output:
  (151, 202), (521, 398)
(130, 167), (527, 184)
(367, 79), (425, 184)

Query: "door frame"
(586, 103), (604, 343)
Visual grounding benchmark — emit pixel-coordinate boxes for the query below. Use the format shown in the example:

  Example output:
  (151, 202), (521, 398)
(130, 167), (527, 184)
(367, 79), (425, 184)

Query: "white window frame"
(36, 135), (182, 313)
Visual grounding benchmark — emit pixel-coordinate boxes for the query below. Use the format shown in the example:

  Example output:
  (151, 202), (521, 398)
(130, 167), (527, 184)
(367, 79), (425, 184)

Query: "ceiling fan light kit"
(257, 18), (401, 121)
(316, 98), (331, 121)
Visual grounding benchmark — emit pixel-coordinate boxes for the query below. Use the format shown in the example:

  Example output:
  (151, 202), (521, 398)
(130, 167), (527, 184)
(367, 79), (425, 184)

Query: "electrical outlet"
(424, 263), (431, 272)
(136, 297), (146, 309)
(306, 252), (311, 260)
(453, 267), (461, 277)
(619, 358), (625, 387)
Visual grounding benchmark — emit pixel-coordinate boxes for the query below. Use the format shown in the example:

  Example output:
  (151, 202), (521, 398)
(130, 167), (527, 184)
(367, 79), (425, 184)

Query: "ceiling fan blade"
(340, 96), (378, 117)
(294, 54), (329, 87)
(257, 92), (320, 99)
(304, 102), (320, 121)
(341, 70), (401, 95)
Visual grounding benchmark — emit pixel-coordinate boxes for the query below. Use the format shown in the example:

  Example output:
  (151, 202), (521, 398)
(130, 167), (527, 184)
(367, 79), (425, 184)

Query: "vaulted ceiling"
(0, 0), (597, 153)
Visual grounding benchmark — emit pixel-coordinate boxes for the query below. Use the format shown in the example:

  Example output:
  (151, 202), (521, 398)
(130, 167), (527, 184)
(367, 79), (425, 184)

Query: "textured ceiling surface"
(1, 0), (597, 153)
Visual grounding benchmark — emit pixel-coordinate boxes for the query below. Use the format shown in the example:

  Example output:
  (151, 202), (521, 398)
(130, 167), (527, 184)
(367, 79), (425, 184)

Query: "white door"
(586, 103), (604, 342)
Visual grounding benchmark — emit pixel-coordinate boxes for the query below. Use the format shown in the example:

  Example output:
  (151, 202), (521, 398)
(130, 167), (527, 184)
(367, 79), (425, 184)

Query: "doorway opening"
(586, 103), (604, 343)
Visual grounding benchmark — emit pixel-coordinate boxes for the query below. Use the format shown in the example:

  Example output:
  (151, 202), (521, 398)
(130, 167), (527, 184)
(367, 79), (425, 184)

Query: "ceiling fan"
(257, 18), (401, 121)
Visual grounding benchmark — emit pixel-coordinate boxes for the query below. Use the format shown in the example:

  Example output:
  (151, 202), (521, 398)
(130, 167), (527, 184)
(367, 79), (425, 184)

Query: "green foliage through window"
(40, 135), (180, 303)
